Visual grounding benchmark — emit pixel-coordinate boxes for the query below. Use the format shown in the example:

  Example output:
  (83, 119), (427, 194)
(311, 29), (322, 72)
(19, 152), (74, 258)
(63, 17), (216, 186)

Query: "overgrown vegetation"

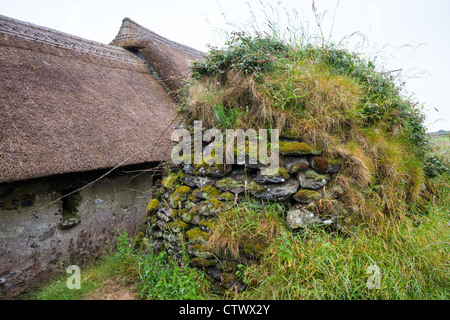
(212, 177), (449, 299)
(26, 231), (212, 300)
(180, 29), (448, 229)
(173, 9), (449, 299)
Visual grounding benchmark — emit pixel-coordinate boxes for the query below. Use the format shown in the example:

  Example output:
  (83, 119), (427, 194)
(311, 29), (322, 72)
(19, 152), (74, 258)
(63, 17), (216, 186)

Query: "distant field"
(432, 134), (450, 142)
(430, 134), (450, 161)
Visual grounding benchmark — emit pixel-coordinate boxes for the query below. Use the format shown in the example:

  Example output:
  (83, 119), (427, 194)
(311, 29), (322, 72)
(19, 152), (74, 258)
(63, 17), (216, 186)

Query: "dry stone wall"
(143, 134), (345, 291)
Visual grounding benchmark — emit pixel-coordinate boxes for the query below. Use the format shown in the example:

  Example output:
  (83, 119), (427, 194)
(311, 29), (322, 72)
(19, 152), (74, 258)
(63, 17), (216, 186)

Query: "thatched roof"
(0, 15), (202, 184)
(110, 17), (205, 93)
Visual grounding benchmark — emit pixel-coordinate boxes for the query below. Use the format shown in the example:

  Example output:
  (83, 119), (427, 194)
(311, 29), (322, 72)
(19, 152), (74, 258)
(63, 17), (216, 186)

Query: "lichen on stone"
(181, 209), (196, 224)
(216, 177), (245, 190)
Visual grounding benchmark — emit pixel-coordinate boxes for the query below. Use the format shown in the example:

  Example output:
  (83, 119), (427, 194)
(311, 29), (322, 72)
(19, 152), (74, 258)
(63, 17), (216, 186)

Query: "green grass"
(25, 232), (213, 300)
(433, 135), (450, 142)
(210, 173), (449, 300)
(244, 200), (448, 299)
(113, 232), (212, 300)
(24, 249), (127, 300)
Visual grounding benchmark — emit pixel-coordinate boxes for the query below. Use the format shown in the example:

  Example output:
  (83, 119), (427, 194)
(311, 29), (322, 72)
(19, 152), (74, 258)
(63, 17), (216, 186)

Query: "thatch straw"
(110, 17), (205, 93)
(0, 15), (200, 183)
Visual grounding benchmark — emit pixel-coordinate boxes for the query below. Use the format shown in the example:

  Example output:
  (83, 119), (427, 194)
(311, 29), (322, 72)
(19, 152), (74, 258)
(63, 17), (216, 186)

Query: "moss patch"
(305, 170), (331, 181)
(162, 173), (180, 190)
(168, 186), (192, 209)
(186, 228), (211, 244)
(189, 257), (217, 268)
(201, 185), (221, 199)
(216, 177), (245, 189)
(279, 141), (321, 156)
(218, 192), (235, 201)
(293, 190), (322, 204)
(168, 220), (189, 233)
(199, 219), (217, 231)
(146, 199), (159, 215)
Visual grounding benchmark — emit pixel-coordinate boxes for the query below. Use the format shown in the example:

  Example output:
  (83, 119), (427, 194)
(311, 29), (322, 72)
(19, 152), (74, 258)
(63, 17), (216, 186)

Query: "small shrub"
(192, 32), (289, 79)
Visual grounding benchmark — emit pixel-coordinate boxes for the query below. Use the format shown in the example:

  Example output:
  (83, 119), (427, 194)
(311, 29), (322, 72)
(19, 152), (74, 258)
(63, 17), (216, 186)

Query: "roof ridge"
(0, 14), (142, 65)
(111, 17), (205, 58)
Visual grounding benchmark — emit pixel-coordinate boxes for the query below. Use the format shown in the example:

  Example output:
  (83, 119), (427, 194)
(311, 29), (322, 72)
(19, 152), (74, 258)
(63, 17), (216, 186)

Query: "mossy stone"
(220, 261), (237, 272)
(189, 244), (214, 259)
(286, 204), (320, 229)
(279, 141), (321, 156)
(168, 220), (189, 233)
(328, 185), (345, 199)
(188, 195), (201, 203)
(311, 156), (342, 174)
(199, 219), (216, 231)
(186, 227), (211, 244)
(181, 209), (196, 224)
(192, 189), (207, 200)
(199, 198), (225, 216)
(189, 257), (217, 268)
(284, 156), (310, 174)
(216, 177), (245, 190)
(256, 166), (290, 184)
(252, 178), (299, 202)
(168, 186), (192, 208)
(149, 215), (158, 228)
(185, 201), (196, 210)
(162, 231), (182, 244)
(247, 181), (267, 193)
(293, 189), (322, 204)
(197, 162), (232, 178)
(146, 198), (159, 214)
(201, 185), (221, 199)
(181, 175), (214, 189)
(217, 192), (235, 201)
(304, 170), (330, 180)
(162, 173), (180, 190)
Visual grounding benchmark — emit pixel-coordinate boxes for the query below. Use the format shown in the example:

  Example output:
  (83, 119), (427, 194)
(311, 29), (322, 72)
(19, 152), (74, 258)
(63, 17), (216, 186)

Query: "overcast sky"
(1, 0), (449, 132)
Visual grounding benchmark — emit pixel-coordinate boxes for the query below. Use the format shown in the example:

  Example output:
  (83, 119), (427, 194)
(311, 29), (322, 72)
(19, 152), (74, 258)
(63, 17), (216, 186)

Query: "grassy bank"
(236, 175), (449, 299)
(26, 171), (448, 300)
